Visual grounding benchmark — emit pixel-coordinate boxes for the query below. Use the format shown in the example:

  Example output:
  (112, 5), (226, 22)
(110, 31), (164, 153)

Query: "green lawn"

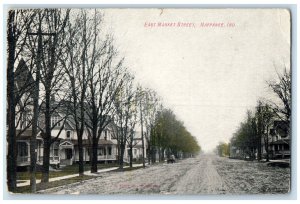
(17, 163), (119, 180)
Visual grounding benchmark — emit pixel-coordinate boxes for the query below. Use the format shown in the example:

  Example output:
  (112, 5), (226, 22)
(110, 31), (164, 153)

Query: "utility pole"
(138, 87), (146, 168)
(139, 92), (145, 168)
(28, 16), (56, 193)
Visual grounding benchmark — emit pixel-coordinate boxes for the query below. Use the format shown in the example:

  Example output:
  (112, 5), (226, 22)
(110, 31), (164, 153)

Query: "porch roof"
(270, 139), (290, 145)
(72, 139), (116, 146)
(16, 130), (43, 140)
(16, 129), (61, 141)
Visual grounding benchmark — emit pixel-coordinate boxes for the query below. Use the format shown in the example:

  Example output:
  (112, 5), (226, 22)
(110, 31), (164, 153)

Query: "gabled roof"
(14, 59), (35, 97)
(273, 120), (289, 137)
(60, 140), (74, 147)
(274, 120), (289, 129)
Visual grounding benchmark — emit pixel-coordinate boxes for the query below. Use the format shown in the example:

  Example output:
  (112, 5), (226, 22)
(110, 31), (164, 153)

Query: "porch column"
(83, 147), (86, 162)
(72, 147), (75, 163)
(27, 142), (30, 162)
(37, 141), (40, 162)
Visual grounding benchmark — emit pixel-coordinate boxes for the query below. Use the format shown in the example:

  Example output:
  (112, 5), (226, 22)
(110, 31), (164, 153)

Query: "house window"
(21, 114), (27, 129)
(108, 147), (112, 155)
(66, 131), (71, 139)
(103, 148), (107, 155)
(51, 116), (61, 127)
(21, 112), (32, 129)
(98, 148), (103, 156)
(54, 149), (59, 157)
(107, 131), (111, 140)
(18, 142), (28, 157)
(104, 130), (108, 140)
(52, 142), (59, 157)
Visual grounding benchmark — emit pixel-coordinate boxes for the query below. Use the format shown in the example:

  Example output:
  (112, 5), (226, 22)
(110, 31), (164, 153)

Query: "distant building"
(126, 131), (147, 162)
(229, 120), (290, 160)
(268, 121), (290, 159)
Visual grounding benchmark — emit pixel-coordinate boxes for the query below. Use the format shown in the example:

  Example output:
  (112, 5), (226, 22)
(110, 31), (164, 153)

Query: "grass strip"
(14, 175), (94, 194)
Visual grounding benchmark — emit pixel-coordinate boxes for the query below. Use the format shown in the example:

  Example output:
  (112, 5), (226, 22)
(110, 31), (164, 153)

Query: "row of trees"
(215, 142), (229, 157)
(7, 9), (201, 193)
(227, 68), (291, 161)
(150, 109), (201, 162)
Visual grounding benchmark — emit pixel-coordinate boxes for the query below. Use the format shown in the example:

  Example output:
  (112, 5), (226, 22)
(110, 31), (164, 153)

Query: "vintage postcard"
(6, 8), (291, 196)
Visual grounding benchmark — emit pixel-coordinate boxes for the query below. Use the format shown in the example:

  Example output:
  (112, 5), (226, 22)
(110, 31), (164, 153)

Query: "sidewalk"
(17, 164), (144, 187)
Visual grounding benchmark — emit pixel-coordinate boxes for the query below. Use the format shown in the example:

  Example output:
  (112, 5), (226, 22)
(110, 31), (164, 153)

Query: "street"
(39, 154), (290, 195)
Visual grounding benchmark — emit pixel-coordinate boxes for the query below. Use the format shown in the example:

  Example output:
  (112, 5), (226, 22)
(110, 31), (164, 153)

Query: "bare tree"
(60, 9), (95, 176)
(26, 9), (70, 184)
(140, 88), (160, 165)
(136, 86), (146, 168)
(27, 11), (43, 193)
(153, 104), (165, 162)
(7, 9), (36, 192)
(82, 13), (126, 172)
(126, 92), (139, 168)
(267, 67), (291, 134)
(86, 54), (126, 172)
(256, 101), (275, 162)
(113, 73), (137, 169)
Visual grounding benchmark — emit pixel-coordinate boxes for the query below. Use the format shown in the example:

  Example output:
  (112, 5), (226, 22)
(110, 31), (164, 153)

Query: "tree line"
(216, 68), (291, 160)
(150, 108), (201, 162)
(6, 9), (201, 193)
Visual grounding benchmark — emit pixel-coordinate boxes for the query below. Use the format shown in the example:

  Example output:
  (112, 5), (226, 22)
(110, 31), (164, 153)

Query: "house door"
(65, 149), (73, 159)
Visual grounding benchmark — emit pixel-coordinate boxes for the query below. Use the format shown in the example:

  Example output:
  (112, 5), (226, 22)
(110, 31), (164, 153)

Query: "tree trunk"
(41, 87), (51, 183)
(119, 144), (125, 169)
(151, 146), (157, 163)
(129, 145), (133, 168)
(91, 135), (98, 173)
(77, 85), (85, 175)
(7, 10), (17, 192)
(7, 84), (17, 191)
(158, 147), (162, 162)
(161, 148), (165, 162)
(265, 137), (270, 162)
(257, 135), (262, 161)
(147, 142), (151, 165)
(41, 138), (50, 183)
(78, 135), (84, 175)
(146, 131), (151, 165)
(117, 137), (121, 166)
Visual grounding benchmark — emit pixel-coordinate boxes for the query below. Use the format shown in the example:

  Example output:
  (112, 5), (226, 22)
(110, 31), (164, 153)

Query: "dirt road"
(172, 154), (228, 194)
(40, 154), (290, 195)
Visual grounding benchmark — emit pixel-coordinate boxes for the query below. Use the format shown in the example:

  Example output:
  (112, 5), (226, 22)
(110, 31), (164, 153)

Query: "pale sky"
(104, 9), (290, 152)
